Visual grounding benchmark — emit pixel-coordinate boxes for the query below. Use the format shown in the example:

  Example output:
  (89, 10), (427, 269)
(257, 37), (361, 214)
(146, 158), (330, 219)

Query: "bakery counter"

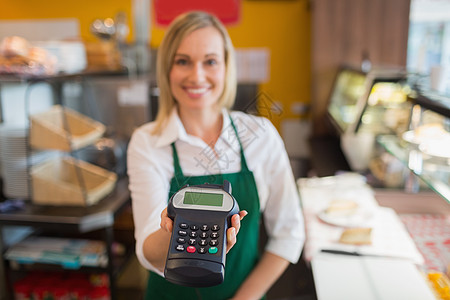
(374, 188), (450, 277)
(298, 174), (424, 264)
(297, 173), (447, 300)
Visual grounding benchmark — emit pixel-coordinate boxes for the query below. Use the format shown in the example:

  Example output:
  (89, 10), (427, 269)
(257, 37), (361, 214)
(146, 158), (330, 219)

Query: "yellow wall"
(0, 0), (311, 129)
(0, 0), (134, 41)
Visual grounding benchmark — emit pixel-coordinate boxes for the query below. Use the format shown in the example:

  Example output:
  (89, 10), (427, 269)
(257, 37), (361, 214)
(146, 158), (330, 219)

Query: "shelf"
(0, 69), (128, 83)
(0, 177), (129, 233)
(409, 92), (450, 118)
(6, 244), (133, 277)
(377, 135), (450, 203)
(0, 177), (132, 300)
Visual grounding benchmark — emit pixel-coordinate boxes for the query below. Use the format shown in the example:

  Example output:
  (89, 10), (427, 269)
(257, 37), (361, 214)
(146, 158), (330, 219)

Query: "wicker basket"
(30, 156), (117, 206)
(29, 105), (106, 151)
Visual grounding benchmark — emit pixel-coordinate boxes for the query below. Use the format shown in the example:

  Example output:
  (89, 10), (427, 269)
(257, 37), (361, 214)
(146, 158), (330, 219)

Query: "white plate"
(401, 130), (420, 145)
(419, 140), (450, 159)
(318, 209), (374, 228)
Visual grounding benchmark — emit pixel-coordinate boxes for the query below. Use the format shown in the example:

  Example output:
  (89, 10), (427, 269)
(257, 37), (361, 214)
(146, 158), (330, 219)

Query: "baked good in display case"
(0, 36), (58, 76)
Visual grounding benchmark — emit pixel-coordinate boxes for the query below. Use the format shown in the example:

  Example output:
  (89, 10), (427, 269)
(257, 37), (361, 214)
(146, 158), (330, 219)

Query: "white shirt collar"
(155, 108), (231, 148)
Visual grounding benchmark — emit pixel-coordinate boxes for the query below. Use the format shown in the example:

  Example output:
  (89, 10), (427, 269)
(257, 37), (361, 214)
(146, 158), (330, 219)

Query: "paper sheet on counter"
(298, 174), (425, 265)
(312, 253), (435, 300)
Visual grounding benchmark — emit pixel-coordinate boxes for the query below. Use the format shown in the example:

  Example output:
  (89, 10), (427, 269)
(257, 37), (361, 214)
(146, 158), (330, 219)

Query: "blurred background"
(0, 1), (449, 299)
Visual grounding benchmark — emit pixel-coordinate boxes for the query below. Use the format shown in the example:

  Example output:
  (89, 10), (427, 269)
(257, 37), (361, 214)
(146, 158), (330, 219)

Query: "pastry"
(339, 227), (372, 245)
(325, 199), (359, 216)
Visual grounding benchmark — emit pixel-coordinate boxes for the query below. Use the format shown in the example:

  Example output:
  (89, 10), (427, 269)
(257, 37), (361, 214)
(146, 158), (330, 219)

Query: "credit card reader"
(164, 180), (239, 287)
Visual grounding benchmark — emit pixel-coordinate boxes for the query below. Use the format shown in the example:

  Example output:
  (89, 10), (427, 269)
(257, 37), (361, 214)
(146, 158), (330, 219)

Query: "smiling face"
(169, 26), (226, 114)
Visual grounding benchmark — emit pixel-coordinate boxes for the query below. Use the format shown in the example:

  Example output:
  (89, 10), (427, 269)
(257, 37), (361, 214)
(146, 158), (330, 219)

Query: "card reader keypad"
(176, 222), (221, 254)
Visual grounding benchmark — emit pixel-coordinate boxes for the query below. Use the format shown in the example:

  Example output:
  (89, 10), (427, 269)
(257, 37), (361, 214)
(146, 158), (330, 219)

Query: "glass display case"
(326, 67), (367, 134)
(377, 91), (450, 202)
(325, 66), (411, 172)
(326, 66), (410, 136)
(352, 78), (412, 136)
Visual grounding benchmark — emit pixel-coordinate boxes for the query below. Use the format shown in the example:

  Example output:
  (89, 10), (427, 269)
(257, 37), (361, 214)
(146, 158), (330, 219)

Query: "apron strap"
(170, 114), (250, 177)
(228, 116), (250, 172)
(171, 142), (184, 178)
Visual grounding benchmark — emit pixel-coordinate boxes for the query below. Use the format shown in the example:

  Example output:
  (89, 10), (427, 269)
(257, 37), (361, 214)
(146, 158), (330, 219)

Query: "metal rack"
(0, 71), (132, 300)
(0, 177), (131, 300)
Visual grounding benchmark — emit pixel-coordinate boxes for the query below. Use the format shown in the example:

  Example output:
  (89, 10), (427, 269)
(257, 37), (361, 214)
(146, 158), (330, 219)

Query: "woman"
(127, 11), (305, 300)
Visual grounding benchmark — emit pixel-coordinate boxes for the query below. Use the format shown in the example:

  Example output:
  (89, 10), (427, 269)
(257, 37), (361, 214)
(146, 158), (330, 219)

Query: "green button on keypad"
(208, 247), (218, 254)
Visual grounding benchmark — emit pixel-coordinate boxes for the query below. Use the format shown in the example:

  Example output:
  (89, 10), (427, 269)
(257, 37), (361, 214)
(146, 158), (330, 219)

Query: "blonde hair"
(152, 11), (237, 134)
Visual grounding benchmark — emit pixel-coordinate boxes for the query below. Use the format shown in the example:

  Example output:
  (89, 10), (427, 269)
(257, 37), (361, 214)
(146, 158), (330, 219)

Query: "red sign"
(154, 0), (241, 26)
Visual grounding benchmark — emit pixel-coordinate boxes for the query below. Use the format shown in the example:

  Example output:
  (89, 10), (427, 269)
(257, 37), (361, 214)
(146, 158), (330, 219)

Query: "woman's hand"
(226, 210), (248, 253)
(160, 207), (173, 233)
(160, 208), (248, 253)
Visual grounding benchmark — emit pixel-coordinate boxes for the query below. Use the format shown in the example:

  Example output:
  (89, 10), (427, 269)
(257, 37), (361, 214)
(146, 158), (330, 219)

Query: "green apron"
(145, 117), (261, 300)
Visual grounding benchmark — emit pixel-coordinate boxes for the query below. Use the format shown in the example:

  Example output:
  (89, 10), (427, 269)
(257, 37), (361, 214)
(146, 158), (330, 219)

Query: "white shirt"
(127, 108), (305, 275)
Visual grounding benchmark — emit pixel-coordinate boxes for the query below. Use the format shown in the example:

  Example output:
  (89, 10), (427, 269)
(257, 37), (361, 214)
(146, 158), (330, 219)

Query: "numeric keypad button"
(209, 247), (218, 254)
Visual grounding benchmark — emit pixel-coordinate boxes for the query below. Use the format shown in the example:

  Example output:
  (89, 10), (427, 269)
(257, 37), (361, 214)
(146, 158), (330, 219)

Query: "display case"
(326, 67), (367, 134)
(326, 66), (410, 135)
(310, 66), (411, 176)
(315, 66), (410, 173)
(350, 73), (411, 136)
(377, 91), (450, 202)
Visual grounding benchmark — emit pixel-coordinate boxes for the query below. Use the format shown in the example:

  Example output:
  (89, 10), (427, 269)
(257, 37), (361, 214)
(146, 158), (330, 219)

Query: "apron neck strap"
(171, 115), (250, 177)
(228, 116), (250, 172)
(171, 142), (184, 178)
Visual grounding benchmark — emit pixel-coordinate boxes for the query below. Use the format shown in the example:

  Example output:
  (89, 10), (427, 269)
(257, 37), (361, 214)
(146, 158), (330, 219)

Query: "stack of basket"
(84, 41), (122, 72)
(28, 105), (117, 206)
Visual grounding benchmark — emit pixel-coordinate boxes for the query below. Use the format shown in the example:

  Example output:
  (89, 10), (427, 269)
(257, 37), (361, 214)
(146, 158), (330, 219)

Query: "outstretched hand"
(225, 210), (248, 253)
(160, 208), (248, 253)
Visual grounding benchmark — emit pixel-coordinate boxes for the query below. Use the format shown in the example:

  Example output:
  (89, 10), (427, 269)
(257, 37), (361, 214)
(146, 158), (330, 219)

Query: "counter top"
(297, 173), (437, 300)
(298, 173), (424, 264)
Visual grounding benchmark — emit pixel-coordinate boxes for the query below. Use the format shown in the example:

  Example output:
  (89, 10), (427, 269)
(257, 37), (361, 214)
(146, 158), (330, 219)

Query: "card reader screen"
(183, 192), (223, 207)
